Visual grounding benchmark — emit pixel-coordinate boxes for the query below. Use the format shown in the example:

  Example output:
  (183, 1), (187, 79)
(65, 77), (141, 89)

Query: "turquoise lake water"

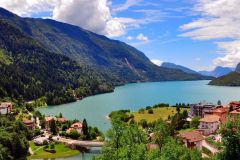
(39, 80), (240, 132)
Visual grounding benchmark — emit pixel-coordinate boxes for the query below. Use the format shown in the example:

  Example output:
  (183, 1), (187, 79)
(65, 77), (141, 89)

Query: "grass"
(179, 128), (194, 133)
(131, 107), (189, 123)
(28, 141), (80, 159)
(206, 137), (222, 150)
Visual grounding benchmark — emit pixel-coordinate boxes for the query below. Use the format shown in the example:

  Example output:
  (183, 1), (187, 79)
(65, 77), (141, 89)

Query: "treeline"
(0, 20), (113, 105)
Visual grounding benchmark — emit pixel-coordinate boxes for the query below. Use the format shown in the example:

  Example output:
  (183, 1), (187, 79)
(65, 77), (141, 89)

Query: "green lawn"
(131, 107), (189, 122)
(179, 128), (194, 133)
(28, 141), (80, 159)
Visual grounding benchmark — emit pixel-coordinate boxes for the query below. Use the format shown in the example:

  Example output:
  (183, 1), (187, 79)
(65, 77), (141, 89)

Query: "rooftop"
(230, 109), (240, 115)
(180, 130), (204, 142)
(212, 107), (228, 113)
(200, 115), (220, 123)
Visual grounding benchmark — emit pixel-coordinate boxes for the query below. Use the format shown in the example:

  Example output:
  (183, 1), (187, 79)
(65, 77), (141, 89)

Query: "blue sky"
(1, 0), (239, 71)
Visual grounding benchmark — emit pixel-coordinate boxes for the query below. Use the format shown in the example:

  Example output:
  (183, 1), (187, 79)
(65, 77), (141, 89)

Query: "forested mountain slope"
(0, 7), (211, 84)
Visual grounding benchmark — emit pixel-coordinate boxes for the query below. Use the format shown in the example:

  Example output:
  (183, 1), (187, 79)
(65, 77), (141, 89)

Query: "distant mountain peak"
(199, 66), (234, 78)
(161, 62), (199, 74)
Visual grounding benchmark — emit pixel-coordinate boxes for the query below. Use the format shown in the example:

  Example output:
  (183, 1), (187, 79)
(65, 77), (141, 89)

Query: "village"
(0, 102), (104, 159)
(179, 101), (240, 156)
(1, 100), (240, 158)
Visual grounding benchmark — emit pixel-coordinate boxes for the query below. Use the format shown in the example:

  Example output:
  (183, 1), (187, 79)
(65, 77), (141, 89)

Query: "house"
(45, 116), (56, 131)
(33, 136), (49, 145)
(198, 115), (220, 136)
(0, 102), (12, 115)
(190, 102), (216, 117)
(67, 122), (83, 134)
(229, 101), (240, 110)
(180, 130), (204, 150)
(23, 120), (35, 130)
(57, 117), (67, 123)
(212, 107), (228, 123)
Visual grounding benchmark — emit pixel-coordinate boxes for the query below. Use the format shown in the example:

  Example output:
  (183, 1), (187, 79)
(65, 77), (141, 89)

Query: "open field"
(28, 141), (80, 159)
(131, 107), (189, 122)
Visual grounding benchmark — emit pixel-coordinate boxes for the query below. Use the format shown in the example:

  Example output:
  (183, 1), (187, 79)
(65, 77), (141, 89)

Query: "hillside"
(199, 66), (233, 78)
(0, 7), (211, 84)
(209, 72), (240, 86)
(161, 62), (198, 74)
(0, 20), (113, 105)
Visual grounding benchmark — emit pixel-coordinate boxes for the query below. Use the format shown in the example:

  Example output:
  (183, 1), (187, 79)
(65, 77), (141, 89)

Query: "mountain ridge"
(161, 62), (199, 74)
(0, 7), (211, 84)
(199, 66), (234, 78)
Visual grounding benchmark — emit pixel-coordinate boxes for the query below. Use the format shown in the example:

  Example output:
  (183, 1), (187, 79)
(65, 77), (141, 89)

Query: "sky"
(0, 0), (240, 71)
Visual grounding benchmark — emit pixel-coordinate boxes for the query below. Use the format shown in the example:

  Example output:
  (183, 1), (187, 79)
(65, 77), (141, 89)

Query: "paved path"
(53, 136), (104, 147)
(202, 140), (219, 154)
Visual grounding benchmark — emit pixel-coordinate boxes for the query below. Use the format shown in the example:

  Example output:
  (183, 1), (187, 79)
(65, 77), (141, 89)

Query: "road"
(53, 136), (104, 147)
(202, 140), (219, 154)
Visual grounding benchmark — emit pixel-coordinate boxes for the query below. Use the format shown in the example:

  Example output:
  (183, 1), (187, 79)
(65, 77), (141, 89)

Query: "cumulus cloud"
(0, 0), (164, 38)
(151, 59), (163, 66)
(180, 0), (240, 67)
(136, 33), (149, 41)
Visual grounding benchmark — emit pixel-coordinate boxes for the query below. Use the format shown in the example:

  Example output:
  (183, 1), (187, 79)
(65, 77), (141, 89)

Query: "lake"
(39, 80), (240, 132)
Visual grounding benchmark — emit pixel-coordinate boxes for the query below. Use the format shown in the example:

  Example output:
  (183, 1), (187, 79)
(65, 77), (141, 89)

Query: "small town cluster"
(180, 101), (240, 153)
(0, 102), (103, 152)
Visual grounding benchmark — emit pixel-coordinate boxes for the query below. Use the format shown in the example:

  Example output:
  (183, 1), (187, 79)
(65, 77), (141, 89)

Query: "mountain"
(0, 20), (113, 105)
(208, 72), (240, 86)
(0, 7), (211, 85)
(161, 62), (199, 74)
(199, 66), (234, 78)
(209, 63), (240, 86)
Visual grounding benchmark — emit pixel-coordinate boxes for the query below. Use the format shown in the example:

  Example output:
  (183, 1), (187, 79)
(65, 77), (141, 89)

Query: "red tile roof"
(180, 130), (204, 142)
(200, 115), (220, 123)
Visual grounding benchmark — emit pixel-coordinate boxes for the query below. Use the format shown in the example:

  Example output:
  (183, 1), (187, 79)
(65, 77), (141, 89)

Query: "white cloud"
(136, 33), (148, 41)
(112, 0), (142, 13)
(180, 0), (240, 67)
(151, 59), (163, 66)
(0, 0), (164, 38)
(127, 36), (133, 40)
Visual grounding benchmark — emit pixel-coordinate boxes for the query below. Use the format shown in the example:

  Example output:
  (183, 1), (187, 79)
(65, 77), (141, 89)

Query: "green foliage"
(0, 116), (30, 159)
(50, 119), (57, 135)
(97, 119), (201, 160)
(109, 110), (132, 122)
(191, 117), (200, 129)
(0, 20), (113, 105)
(68, 130), (80, 140)
(218, 119), (240, 160)
(148, 109), (154, 114)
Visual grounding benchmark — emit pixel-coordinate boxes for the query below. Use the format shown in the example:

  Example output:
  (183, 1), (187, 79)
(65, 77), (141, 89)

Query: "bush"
(68, 130), (80, 140)
(50, 144), (55, 149)
(148, 109), (154, 114)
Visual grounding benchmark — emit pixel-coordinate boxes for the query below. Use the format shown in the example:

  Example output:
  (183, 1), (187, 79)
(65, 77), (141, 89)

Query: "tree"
(176, 106), (181, 113)
(50, 119), (57, 135)
(219, 119), (240, 160)
(191, 117), (200, 129)
(59, 112), (63, 118)
(68, 130), (80, 140)
(217, 100), (222, 106)
(82, 119), (89, 139)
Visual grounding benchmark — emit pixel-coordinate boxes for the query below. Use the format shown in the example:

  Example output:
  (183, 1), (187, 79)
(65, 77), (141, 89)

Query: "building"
(180, 130), (204, 150)
(67, 122), (83, 134)
(190, 102), (216, 117)
(229, 101), (240, 110)
(0, 102), (12, 115)
(212, 107), (228, 123)
(198, 115), (220, 136)
(57, 117), (67, 123)
(23, 120), (35, 130)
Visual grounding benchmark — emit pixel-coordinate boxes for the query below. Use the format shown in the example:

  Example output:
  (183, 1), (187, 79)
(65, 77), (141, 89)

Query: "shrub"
(148, 109), (154, 114)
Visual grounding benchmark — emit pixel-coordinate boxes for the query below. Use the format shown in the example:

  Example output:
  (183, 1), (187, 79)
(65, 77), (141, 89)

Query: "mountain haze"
(161, 62), (199, 74)
(199, 66), (233, 78)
